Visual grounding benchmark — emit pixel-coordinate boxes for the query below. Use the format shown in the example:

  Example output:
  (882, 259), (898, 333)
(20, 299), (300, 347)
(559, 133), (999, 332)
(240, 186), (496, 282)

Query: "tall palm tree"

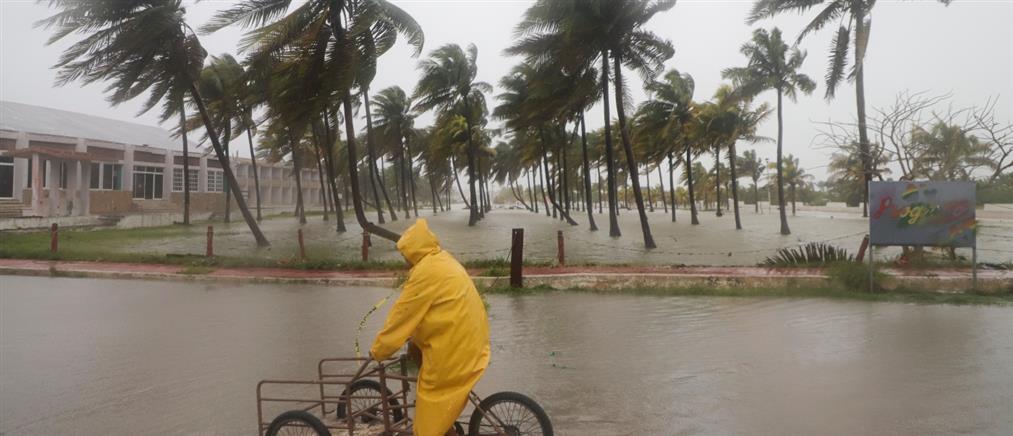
(372, 86), (419, 217)
(748, 0), (952, 217)
(205, 0), (423, 242)
(414, 43), (491, 226)
(723, 28), (816, 235)
(637, 69), (696, 224)
(738, 149), (765, 213)
(40, 0), (269, 245)
(710, 84), (772, 229)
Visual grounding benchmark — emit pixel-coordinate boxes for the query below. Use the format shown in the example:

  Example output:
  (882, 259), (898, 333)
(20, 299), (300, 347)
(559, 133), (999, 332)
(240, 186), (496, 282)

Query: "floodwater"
(3, 277), (1012, 435)
(106, 208), (1013, 266)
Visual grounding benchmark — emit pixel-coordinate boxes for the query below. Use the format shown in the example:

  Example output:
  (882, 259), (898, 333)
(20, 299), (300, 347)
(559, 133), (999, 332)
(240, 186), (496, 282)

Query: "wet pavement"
(2, 276), (1012, 435)
(93, 208), (1013, 266)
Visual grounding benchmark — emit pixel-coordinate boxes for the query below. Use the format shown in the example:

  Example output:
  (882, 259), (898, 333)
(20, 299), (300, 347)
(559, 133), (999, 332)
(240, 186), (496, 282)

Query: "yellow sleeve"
(369, 273), (435, 361)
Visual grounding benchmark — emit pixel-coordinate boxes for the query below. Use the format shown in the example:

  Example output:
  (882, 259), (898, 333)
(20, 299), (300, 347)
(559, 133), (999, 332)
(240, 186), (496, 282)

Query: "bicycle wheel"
(266, 410), (331, 436)
(335, 379), (405, 424)
(468, 392), (553, 436)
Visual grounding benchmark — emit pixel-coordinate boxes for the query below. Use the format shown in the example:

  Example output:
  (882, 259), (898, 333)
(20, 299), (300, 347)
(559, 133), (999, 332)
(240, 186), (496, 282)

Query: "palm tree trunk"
(753, 180), (759, 214)
(776, 90), (791, 235)
(612, 53), (655, 248)
(362, 92), (397, 223)
(179, 101), (190, 226)
(339, 92), (399, 242)
(321, 109), (346, 232)
(290, 135), (307, 225)
(579, 112), (598, 231)
(222, 125), (232, 223)
(187, 84), (268, 246)
(312, 141), (329, 222)
(477, 158), (488, 215)
(405, 136), (419, 217)
(687, 147), (699, 225)
(714, 144), (722, 217)
(597, 163), (603, 214)
(537, 161), (550, 216)
(562, 125), (572, 215)
(645, 164), (654, 212)
(461, 99), (481, 226)
(729, 141), (742, 230)
(511, 182), (532, 211)
(428, 173), (439, 214)
(600, 51), (621, 237)
(451, 157), (471, 209)
(245, 125), (262, 222)
(791, 183), (797, 216)
(527, 168), (538, 214)
(657, 165), (667, 213)
(855, 7), (871, 218)
(668, 152), (676, 222)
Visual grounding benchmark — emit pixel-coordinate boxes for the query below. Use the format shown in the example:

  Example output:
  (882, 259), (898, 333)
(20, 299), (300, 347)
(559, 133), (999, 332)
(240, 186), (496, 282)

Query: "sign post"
(868, 181), (977, 291)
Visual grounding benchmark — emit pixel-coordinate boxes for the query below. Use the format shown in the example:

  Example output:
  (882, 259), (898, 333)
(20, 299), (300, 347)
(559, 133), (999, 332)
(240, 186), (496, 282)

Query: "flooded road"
(2, 276), (1013, 435)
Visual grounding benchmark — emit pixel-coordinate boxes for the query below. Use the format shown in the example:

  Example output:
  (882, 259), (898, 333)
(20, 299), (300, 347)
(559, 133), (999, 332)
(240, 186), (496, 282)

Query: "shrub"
(763, 242), (854, 267)
(827, 262), (887, 292)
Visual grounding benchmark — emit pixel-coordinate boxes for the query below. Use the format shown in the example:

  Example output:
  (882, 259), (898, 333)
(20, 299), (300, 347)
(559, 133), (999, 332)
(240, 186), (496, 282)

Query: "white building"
(0, 101), (322, 219)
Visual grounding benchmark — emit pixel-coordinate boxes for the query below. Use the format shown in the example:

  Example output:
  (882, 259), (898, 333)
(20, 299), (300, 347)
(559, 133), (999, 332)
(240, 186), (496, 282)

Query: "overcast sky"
(2, 0), (1011, 181)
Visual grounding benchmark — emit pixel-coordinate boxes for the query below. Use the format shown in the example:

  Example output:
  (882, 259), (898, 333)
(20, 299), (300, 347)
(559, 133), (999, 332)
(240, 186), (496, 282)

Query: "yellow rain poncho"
(370, 219), (490, 436)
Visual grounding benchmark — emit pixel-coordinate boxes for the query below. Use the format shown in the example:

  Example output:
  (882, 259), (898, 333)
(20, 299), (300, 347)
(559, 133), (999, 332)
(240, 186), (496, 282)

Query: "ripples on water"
(2, 277), (1012, 435)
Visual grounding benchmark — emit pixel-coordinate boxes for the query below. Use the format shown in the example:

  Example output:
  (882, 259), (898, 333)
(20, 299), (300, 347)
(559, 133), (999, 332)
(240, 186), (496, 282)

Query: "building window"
(0, 156), (13, 198)
(207, 169), (224, 193)
(42, 160), (48, 188)
(89, 163), (122, 190)
(58, 162), (68, 189)
(132, 165), (163, 199)
(172, 167), (198, 192)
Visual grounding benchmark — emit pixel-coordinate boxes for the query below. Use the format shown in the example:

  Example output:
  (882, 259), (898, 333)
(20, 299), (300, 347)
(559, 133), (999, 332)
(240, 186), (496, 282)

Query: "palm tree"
(372, 86), (419, 217)
(41, 0), (269, 245)
(710, 84), (772, 229)
(723, 28), (816, 235)
(637, 69), (697, 224)
(783, 154), (814, 216)
(748, 0), (952, 217)
(911, 122), (991, 181)
(414, 43), (490, 226)
(205, 0), (423, 243)
(738, 149), (765, 213)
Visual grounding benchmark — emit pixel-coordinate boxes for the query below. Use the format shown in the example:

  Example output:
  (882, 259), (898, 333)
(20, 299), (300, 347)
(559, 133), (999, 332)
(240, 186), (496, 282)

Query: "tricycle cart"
(256, 355), (553, 436)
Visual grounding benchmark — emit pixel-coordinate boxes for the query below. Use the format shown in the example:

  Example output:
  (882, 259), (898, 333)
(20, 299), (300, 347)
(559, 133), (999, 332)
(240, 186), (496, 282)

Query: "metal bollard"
(206, 225), (214, 257)
(557, 230), (565, 267)
(298, 229), (306, 259)
(50, 223), (58, 253)
(510, 228), (524, 288)
(361, 231), (370, 262)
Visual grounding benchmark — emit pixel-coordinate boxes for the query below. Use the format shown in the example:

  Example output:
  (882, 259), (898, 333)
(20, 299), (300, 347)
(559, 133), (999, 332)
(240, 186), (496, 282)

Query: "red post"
(557, 230), (565, 267)
(298, 229), (306, 259)
(50, 223), (58, 253)
(361, 231), (370, 262)
(856, 234), (870, 262)
(206, 225), (214, 257)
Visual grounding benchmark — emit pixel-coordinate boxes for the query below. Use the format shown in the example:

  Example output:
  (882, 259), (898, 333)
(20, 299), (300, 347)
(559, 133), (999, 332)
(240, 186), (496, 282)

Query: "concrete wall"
(89, 190), (136, 215)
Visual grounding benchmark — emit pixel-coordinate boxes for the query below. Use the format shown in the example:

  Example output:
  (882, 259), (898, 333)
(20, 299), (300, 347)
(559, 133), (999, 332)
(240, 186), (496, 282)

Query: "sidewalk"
(1, 259), (1009, 292)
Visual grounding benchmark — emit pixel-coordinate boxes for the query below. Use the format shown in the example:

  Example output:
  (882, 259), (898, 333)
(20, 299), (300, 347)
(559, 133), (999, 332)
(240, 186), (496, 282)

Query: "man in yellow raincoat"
(370, 218), (491, 436)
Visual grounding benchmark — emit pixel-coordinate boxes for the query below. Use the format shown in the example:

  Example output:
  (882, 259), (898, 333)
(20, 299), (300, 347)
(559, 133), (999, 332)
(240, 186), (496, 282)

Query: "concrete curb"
(2, 260), (1009, 292)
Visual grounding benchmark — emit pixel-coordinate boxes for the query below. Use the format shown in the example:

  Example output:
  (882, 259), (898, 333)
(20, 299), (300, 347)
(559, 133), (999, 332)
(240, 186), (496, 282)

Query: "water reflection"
(2, 276), (1012, 435)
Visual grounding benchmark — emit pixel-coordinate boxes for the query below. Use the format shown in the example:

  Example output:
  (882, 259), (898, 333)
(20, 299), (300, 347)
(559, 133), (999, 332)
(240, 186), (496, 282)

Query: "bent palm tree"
(414, 43), (491, 226)
(40, 0), (269, 246)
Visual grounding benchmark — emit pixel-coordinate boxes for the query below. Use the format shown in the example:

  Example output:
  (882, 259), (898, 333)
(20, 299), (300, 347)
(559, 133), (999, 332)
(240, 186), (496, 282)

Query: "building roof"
(0, 100), (204, 153)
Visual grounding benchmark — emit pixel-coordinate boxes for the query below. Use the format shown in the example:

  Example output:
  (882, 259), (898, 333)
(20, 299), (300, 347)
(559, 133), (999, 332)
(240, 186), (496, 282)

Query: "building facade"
(0, 101), (321, 219)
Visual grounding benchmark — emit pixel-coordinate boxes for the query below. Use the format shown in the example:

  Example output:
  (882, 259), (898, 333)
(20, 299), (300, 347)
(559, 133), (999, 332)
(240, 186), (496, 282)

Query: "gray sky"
(2, 0), (1011, 182)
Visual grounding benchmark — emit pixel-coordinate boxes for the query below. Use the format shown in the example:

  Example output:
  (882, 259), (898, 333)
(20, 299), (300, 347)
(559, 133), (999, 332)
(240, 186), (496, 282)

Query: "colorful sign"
(869, 181), (976, 247)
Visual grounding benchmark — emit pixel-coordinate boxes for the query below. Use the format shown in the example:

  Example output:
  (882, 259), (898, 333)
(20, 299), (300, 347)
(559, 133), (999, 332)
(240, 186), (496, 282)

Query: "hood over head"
(396, 218), (441, 266)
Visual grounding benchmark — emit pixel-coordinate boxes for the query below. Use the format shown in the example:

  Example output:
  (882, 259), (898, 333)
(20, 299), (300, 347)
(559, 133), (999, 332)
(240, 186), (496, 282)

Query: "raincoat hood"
(397, 219), (441, 266)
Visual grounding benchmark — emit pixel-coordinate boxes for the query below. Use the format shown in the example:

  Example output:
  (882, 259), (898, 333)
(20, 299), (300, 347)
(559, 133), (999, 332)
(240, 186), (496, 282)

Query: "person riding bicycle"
(370, 218), (491, 436)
